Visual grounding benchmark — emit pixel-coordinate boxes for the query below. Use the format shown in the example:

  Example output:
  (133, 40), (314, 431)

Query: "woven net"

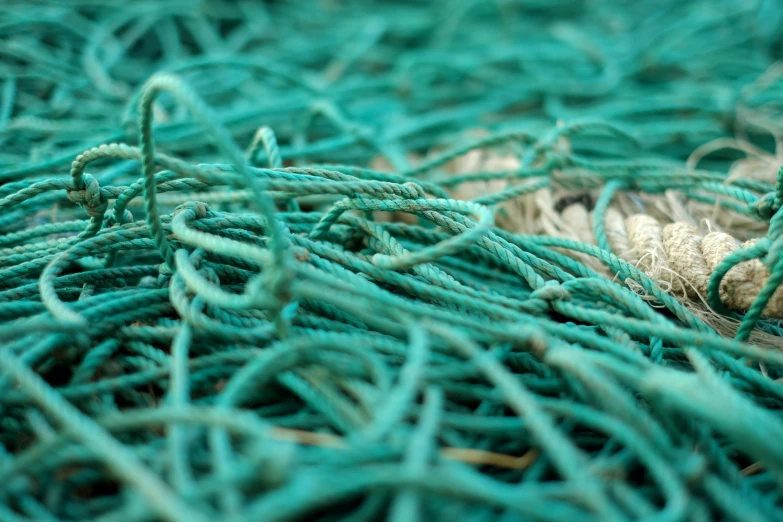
(1, 1), (783, 521)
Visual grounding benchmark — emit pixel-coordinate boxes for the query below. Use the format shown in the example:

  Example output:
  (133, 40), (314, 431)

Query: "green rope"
(0, 1), (782, 521)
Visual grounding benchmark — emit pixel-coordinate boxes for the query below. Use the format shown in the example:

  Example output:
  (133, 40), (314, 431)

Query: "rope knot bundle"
(65, 173), (107, 219)
(753, 192), (779, 220)
(530, 281), (572, 305)
(173, 201), (209, 221)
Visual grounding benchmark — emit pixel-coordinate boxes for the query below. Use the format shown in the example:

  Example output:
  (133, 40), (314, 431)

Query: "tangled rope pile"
(1, 1), (783, 521)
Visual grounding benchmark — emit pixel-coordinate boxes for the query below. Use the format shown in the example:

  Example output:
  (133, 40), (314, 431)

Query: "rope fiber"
(1, 0), (783, 521)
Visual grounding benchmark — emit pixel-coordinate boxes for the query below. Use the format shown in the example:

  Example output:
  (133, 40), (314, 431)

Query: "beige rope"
(622, 215), (783, 319)
(625, 214), (687, 297)
(603, 210), (783, 347)
(603, 207), (631, 261)
(369, 130), (783, 344)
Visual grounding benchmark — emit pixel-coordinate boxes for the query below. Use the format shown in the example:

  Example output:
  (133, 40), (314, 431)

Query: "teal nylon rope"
(0, 1), (783, 521)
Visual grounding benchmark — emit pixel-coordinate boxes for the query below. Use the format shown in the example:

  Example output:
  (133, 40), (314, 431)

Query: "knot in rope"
(752, 192), (779, 220)
(173, 200), (209, 221)
(530, 281), (572, 307)
(66, 173), (107, 219)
